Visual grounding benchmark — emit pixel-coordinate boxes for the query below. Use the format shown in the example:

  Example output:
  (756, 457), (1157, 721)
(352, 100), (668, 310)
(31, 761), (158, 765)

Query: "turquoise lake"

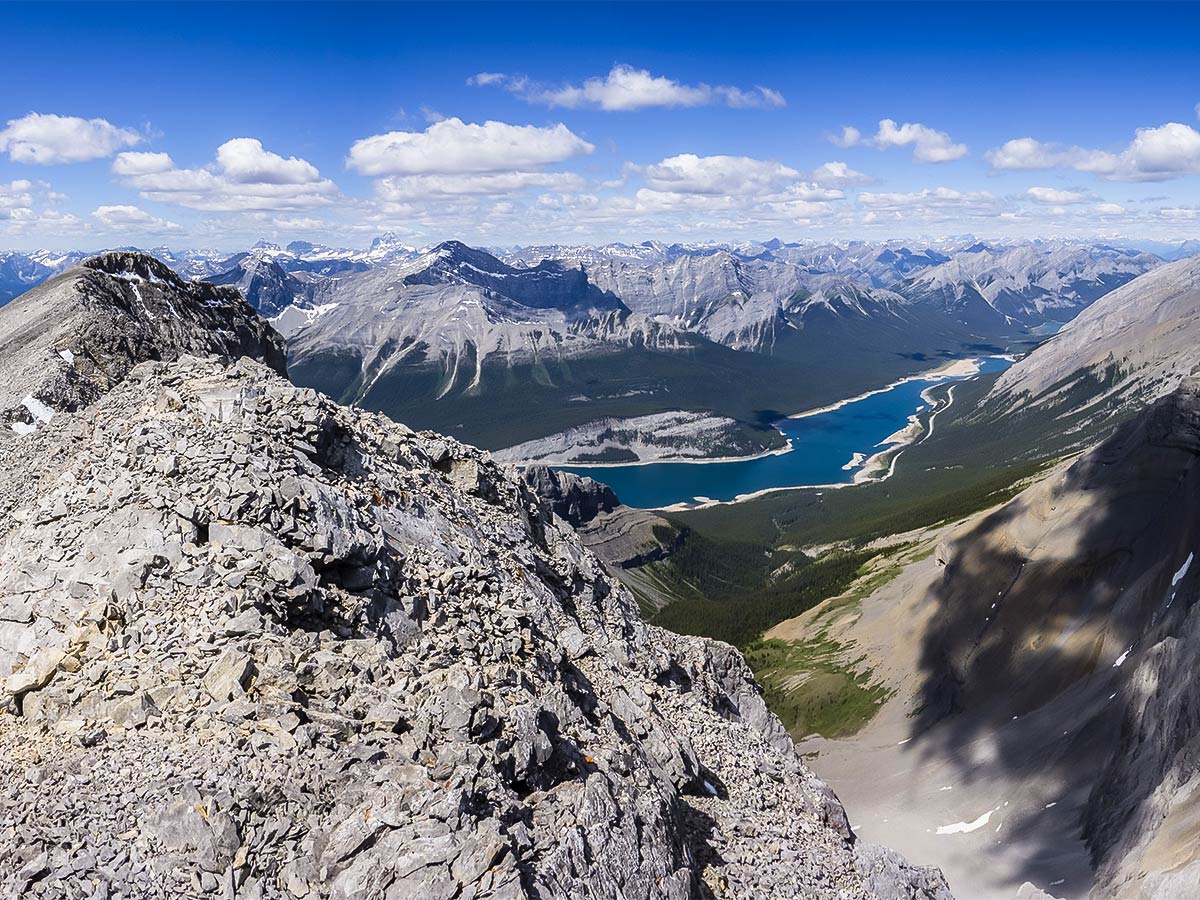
(560, 357), (1012, 509)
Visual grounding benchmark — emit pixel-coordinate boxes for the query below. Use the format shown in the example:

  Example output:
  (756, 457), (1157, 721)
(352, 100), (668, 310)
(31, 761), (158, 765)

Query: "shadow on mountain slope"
(908, 379), (1200, 891)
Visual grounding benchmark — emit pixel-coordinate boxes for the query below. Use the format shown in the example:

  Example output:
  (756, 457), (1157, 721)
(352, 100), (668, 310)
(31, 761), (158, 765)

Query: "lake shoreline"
(657, 393), (946, 512)
(560, 355), (1012, 510)
(515, 355), (1000, 470)
(789, 357), (989, 421)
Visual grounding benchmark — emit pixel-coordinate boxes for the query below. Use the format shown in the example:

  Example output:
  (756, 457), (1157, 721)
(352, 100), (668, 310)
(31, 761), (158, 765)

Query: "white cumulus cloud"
(466, 72), (507, 87)
(91, 204), (181, 232)
(346, 118), (593, 176)
(986, 137), (1117, 173)
(375, 171), (585, 201)
(272, 216), (325, 230)
(1025, 186), (1090, 204)
(0, 113), (143, 164)
(988, 122), (1200, 181)
(593, 153), (845, 232)
(811, 161), (875, 186)
(871, 119), (967, 163)
(112, 152), (174, 176)
(216, 138), (322, 184)
(1114, 122), (1200, 180)
(114, 139), (336, 211)
(827, 126), (861, 148)
(471, 65), (785, 111)
(637, 154), (801, 195)
(858, 186), (995, 212)
(0, 179), (34, 209)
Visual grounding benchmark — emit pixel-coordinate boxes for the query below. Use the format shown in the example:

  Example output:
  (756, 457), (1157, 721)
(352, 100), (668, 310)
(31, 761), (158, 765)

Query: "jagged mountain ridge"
(1, 237), (1165, 321)
(397, 240), (625, 316)
(500, 238), (957, 285)
(281, 239), (1164, 454)
(0, 236), (416, 310)
(0, 251), (286, 435)
(0, 249), (88, 306)
(583, 250), (921, 353)
(285, 240), (687, 395)
(898, 243), (1162, 330)
(2, 238), (1167, 458)
(208, 253), (326, 318)
(0, 250), (949, 899)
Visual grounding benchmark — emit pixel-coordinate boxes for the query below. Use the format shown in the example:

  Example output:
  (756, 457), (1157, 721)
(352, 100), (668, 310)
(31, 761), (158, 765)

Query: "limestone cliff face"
(0, 254), (948, 900)
(521, 465), (619, 527)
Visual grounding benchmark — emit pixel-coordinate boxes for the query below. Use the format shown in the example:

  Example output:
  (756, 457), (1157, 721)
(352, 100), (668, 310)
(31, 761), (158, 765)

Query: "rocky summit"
(0, 254), (949, 900)
(0, 251), (286, 435)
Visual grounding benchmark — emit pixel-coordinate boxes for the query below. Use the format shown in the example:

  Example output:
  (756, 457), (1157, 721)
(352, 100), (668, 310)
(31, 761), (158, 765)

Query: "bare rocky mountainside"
(774, 365), (1200, 897)
(0, 251), (286, 435)
(0, 253), (951, 899)
(991, 254), (1200, 420)
(275, 239), (1162, 457)
(895, 244), (1161, 330)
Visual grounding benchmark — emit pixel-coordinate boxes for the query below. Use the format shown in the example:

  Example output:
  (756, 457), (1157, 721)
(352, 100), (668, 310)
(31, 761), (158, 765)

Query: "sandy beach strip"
(790, 357), (987, 420)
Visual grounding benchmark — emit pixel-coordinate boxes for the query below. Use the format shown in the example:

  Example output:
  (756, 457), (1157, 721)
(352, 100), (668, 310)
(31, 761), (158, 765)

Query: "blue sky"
(3, 1), (1200, 250)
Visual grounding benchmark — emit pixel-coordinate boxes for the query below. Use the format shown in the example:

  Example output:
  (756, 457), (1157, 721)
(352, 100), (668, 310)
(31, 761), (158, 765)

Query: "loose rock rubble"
(0, 254), (950, 900)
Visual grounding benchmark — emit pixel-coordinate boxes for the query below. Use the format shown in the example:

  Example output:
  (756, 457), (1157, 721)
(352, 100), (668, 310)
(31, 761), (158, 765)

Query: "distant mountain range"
(272, 237), (1167, 451)
(0, 233), (419, 306)
(0, 234), (1178, 454)
(1, 234), (1179, 311)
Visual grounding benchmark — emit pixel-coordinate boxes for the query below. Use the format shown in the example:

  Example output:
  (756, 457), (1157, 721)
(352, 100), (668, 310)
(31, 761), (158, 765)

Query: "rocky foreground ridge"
(0, 254), (949, 899)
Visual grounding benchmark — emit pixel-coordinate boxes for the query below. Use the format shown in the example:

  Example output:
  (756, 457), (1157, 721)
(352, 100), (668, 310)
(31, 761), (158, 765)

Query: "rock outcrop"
(0, 256), (949, 900)
(521, 465), (619, 527)
(522, 465), (682, 578)
(0, 251), (286, 434)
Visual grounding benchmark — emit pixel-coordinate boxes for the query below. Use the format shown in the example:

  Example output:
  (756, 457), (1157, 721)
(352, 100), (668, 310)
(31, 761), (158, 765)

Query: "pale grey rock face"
(0, 349), (949, 899)
(503, 239), (951, 288)
(991, 254), (1200, 416)
(584, 252), (912, 353)
(208, 252), (320, 318)
(897, 243), (1161, 327)
(284, 241), (691, 405)
(521, 465), (619, 527)
(494, 410), (766, 465)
